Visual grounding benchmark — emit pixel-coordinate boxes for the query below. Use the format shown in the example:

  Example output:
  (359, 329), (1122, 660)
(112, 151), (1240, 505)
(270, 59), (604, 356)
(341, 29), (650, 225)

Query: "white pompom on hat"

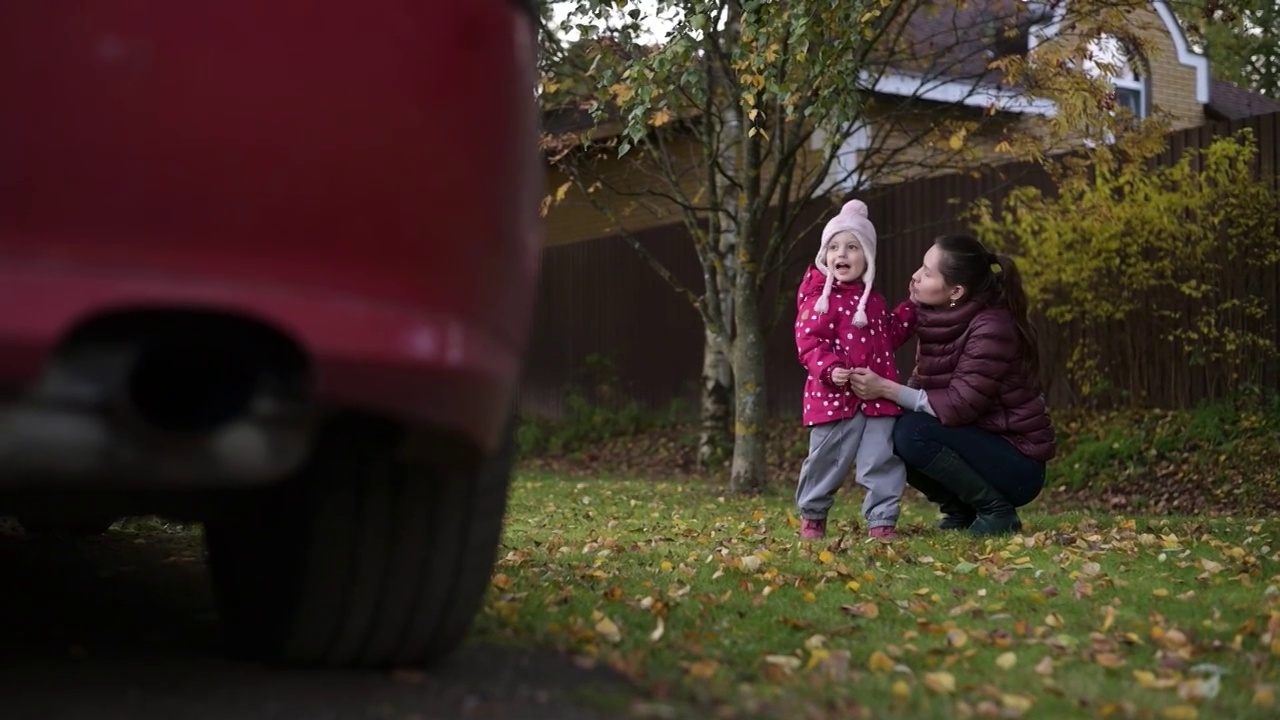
(814, 199), (878, 327)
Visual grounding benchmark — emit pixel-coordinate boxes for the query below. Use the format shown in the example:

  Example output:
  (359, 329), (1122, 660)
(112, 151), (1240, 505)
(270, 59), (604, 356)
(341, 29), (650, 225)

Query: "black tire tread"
(205, 414), (515, 668)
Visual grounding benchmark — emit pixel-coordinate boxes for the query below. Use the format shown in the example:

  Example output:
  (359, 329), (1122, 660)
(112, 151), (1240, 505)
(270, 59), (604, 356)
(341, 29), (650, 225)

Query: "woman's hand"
(849, 367), (896, 401)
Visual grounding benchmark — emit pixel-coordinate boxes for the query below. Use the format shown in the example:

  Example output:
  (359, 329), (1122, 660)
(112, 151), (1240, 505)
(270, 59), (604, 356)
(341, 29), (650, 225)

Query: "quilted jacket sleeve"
(924, 313), (1015, 426)
(885, 300), (918, 350)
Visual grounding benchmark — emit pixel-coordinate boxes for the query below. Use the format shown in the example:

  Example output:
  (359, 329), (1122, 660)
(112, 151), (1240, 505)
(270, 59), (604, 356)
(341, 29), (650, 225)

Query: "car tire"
(203, 413), (514, 667)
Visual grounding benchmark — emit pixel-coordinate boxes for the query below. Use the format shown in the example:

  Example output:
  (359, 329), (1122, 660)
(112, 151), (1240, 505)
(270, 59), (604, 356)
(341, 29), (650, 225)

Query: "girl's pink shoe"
(800, 518), (827, 539)
(868, 526), (897, 541)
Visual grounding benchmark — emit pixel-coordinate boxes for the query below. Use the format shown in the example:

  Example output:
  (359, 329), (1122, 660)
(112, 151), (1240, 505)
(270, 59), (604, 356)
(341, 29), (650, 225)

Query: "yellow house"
(543, 0), (1275, 248)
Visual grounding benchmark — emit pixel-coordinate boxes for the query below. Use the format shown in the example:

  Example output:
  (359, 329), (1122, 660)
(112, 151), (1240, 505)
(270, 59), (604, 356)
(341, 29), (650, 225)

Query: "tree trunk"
(703, 93), (740, 469)
(729, 277), (767, 494)
(698, 327), (733, 466)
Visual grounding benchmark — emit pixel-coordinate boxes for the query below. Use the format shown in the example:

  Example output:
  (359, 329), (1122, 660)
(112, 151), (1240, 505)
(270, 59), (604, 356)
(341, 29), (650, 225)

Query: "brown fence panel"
(522, 112), (1280, 419)
(519, 223), (706, 418)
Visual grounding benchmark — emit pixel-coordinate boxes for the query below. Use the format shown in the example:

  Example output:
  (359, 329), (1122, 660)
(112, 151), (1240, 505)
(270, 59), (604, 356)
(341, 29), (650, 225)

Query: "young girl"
(794, 199), (916, 541)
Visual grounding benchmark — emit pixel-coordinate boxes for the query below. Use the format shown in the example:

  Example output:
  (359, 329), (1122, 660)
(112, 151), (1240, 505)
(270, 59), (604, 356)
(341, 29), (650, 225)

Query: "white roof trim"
(859, 70), (1058, 116)
(865, 1), (1208, 111)
(1151, 0), (1210, 104)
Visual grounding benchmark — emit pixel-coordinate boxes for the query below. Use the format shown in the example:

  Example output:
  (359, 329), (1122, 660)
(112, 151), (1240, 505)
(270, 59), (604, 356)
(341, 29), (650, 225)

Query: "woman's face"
(910, 244), (962, 307)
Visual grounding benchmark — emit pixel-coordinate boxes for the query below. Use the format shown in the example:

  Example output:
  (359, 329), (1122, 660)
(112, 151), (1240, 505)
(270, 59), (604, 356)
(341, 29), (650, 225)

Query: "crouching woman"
(848, 234), (1055, 535)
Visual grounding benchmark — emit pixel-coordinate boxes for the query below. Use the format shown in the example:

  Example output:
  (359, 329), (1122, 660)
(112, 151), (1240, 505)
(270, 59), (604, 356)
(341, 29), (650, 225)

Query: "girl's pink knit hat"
(814, 199), (878, 327)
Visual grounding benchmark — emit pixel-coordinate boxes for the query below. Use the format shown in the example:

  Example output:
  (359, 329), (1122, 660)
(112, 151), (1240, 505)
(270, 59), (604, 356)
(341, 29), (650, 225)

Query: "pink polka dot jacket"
(794, 265), (917, 427)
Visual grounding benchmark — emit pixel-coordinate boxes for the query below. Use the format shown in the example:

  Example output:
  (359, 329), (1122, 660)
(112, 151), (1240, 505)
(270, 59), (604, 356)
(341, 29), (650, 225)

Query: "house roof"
(865, 0), (1210, 111)
(878, 0), (1042, 84)
(1205, 79), (1280, 121)
(541, 1), (1050, 138)
(544, 105), (595, 137)
(541, 1), (1214, 137)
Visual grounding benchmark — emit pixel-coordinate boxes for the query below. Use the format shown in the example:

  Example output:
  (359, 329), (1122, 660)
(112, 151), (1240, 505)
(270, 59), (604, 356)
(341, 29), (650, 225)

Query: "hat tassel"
(853, 293), (869, 328)
(814, 270), (835, 314)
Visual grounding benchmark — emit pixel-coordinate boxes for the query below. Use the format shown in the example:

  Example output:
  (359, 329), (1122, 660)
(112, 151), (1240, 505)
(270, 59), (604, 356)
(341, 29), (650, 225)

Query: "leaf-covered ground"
(474, 475), (1280, 720)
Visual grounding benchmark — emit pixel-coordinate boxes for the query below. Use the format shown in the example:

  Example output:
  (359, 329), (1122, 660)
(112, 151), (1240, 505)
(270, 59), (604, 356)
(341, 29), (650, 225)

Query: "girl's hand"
(830, 367), (852, 386)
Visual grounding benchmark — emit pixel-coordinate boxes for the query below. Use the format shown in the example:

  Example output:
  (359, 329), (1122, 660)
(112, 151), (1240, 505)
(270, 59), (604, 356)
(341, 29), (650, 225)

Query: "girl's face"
(910, 244), (964, 307)
(824, 231), (866, 283)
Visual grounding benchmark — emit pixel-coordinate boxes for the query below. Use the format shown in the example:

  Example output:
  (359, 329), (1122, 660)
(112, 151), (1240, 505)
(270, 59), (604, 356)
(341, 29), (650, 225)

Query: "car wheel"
(204, 413), (514, 667)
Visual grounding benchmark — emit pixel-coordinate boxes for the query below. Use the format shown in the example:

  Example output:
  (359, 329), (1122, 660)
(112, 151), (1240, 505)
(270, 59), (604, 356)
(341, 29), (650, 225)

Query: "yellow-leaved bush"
(971, 130), (1280, 405)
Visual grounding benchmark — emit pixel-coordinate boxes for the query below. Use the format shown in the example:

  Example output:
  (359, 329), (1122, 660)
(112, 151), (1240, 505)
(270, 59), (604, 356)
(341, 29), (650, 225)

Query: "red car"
(0, 0), (542, 667)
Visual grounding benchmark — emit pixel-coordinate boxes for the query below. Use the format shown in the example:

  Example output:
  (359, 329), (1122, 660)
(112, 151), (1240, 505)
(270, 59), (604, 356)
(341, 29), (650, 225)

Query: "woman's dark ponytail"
(934, 235), (1042, 388)
(993, 253), (1040, 387)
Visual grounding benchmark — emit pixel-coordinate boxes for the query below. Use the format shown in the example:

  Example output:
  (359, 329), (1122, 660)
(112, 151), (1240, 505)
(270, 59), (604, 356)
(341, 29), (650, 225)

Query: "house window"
(1086, 35), (1149, 120)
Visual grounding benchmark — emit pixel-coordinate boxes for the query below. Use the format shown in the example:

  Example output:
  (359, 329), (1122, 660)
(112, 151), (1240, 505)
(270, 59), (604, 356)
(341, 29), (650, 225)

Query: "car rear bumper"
(0, 257), (519, 489)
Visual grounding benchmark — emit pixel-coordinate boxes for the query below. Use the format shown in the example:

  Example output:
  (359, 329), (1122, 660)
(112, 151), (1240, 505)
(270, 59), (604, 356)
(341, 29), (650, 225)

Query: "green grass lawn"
(474, 474), (1280, 719)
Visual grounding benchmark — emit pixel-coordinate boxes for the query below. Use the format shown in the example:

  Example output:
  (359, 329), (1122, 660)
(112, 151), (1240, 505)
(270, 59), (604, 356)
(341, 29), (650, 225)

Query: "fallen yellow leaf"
(1045, 612), (1064, 629)
(922, 671), (956, 694)
(1134, 670), (1159, 688)
(764, 654), (801, 673)
(1160, 705), (1198, 720)
(868, 650), (895, 673)
(804, 648), (831, 671)
(842, 602), (880, 619)
(996, 651), (1017, 670)
(891, 679), (912, 700)
(594, 615), (622, 644)
(686, 659), (718, 679)
(1253, 685), (1276, 707)
(818, 550), (835, 565)
(1001, 694), (1035, 717)
(1094, 652), (1126, 669)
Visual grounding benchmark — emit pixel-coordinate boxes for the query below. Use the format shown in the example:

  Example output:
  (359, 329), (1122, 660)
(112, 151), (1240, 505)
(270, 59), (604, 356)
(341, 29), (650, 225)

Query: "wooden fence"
(520, 112), (1280, 419)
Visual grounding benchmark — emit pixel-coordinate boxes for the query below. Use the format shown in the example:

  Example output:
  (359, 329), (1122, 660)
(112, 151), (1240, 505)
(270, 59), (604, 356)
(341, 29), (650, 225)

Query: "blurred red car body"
(0, 0), (542, 667)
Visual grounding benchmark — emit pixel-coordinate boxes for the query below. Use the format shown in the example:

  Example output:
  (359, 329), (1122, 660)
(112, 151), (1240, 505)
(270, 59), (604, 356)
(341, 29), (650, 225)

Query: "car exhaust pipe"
(0, 313), (316, 488)
(126, 340), (260, 434)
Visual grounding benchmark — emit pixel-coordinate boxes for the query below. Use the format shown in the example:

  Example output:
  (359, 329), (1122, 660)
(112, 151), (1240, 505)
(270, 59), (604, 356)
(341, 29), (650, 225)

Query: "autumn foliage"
(970, 130), (1280, 402)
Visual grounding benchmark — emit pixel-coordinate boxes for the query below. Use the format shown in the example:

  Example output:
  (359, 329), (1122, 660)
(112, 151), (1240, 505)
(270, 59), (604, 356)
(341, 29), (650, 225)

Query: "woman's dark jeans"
(892, 411), (1045, 507)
